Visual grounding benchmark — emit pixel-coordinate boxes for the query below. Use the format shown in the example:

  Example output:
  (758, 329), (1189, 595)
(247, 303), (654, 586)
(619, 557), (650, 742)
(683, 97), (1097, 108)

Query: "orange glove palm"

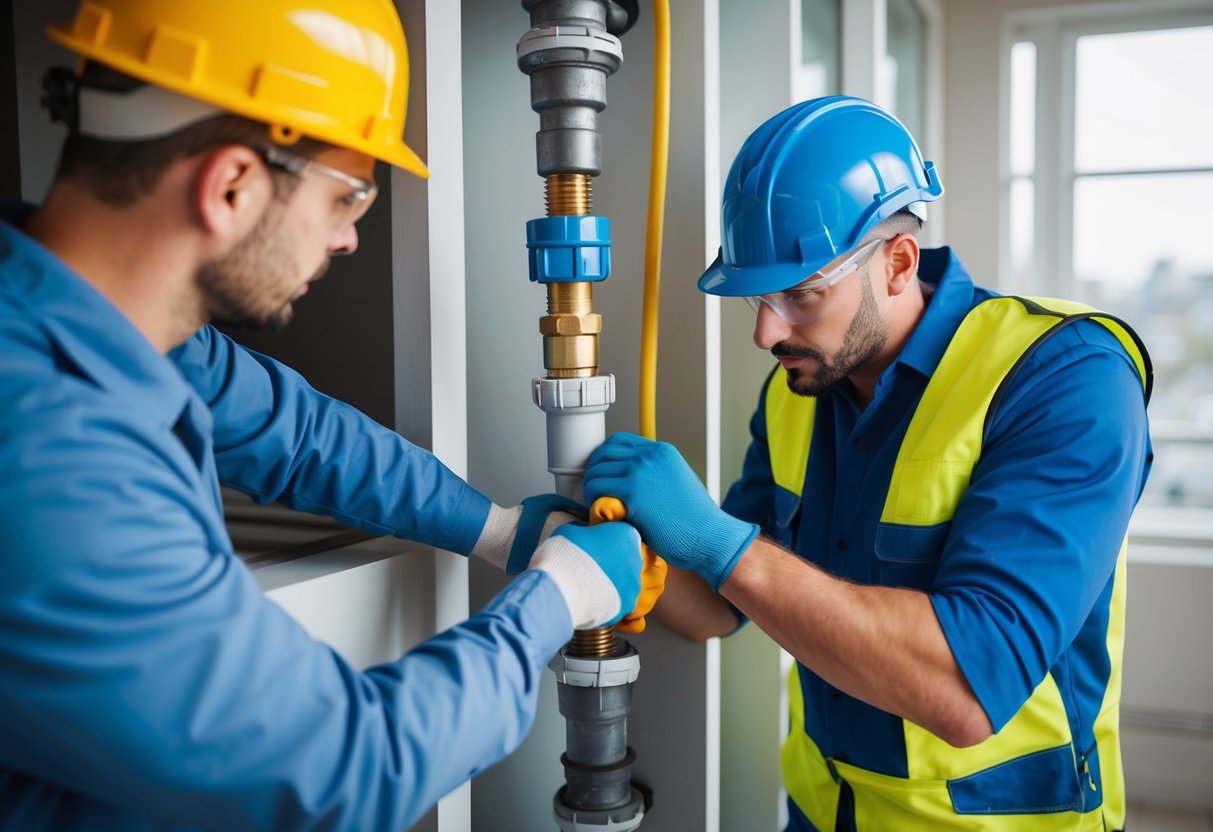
(589, 497), (668, 633)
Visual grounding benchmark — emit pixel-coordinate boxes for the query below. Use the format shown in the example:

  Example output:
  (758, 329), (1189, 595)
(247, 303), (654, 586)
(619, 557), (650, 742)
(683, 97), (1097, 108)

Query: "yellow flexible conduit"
(639, 0), (670, 441)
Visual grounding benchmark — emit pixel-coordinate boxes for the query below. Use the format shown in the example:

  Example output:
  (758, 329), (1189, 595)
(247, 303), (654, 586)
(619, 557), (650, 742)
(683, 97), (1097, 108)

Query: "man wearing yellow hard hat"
(0, 2), (652, 828)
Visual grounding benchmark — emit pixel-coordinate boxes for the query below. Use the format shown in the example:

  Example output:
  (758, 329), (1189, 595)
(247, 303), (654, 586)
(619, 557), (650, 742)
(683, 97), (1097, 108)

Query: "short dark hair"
(55, 62), (324, 206)
(872, 207), (925, 238)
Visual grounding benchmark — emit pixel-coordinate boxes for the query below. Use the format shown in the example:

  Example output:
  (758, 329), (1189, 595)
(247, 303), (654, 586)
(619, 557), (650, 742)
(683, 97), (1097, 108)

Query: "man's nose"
(753, 301), (792, 350)
(329, 223), (358, 256)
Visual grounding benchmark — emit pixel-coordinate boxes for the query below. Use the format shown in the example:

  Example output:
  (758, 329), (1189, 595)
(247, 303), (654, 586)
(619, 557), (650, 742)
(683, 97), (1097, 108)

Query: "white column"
(716, 2), (800, 829)
(394, 1), (472, 829)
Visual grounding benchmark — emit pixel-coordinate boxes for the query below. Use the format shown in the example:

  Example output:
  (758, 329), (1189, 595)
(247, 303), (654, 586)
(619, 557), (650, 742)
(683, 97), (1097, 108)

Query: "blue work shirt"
(723, 249), (1151, 785)
(0, 213), (572, 830)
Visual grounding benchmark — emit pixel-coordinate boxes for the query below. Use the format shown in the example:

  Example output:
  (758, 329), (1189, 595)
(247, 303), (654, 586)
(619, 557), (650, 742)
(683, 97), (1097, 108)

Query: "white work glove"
(529, 521), (643, 629)
(470, 493), (583, 573)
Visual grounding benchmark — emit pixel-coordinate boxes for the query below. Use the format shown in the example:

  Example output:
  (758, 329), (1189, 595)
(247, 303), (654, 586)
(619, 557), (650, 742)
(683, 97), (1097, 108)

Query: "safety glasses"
(743, 237), (887, 324)
(260, 145), (379, 228)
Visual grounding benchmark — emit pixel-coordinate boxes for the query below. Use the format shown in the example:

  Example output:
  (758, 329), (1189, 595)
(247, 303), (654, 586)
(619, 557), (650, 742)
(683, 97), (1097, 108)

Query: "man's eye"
(786, 288), (817, 302)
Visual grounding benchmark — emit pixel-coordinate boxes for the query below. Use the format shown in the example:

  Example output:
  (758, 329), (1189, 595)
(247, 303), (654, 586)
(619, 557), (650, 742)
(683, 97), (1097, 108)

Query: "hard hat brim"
(387, 142), (430, 180)
(698, 250), (807, 298)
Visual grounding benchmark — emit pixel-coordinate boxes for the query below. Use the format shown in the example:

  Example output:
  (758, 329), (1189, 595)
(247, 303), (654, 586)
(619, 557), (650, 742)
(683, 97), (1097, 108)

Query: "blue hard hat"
(699, 96), (943, 297)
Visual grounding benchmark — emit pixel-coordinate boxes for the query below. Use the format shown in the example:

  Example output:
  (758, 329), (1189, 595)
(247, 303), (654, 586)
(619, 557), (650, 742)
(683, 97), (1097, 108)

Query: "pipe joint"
(517, 25), (623, 78)
(527, 215), (611, 284)
(517, 23), (623, 175)
(540, 312), (603, 337)
(554, 785), (645, 832)
(549, 642), (640, 688)
(533, 375), (615, 499)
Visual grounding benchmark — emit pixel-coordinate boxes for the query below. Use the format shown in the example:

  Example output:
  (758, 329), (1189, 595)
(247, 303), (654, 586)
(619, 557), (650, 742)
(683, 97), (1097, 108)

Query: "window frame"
(1004, 2), (1213, 299)
(1001, 0), (1213, 549)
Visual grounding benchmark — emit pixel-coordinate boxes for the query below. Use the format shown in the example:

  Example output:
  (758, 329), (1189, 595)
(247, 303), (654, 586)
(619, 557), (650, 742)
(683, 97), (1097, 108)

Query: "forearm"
(174, 327), (491, 554)
(721, 536), (992, 746)
(652, 566), (740, 641)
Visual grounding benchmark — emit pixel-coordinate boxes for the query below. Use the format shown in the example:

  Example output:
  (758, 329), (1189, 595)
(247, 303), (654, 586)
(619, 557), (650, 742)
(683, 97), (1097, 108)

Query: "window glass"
(1009, 41), (1035, 178)
(1070, 25), (1213, 510)
(798, 0), (840, 101)
(886, 0), (926, 142)
(1075, 27), (1213, 173)
(1009, 178), (1034, 277)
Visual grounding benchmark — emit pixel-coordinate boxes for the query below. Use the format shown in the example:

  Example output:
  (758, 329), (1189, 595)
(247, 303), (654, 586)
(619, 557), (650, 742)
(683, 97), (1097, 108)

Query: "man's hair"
(869, 207), (924, 240)
(55, 62), (324, 207)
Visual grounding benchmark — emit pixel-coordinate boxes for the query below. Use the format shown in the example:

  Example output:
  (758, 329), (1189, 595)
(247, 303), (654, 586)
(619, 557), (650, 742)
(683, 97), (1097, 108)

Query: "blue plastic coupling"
(526, 215), (611, 284)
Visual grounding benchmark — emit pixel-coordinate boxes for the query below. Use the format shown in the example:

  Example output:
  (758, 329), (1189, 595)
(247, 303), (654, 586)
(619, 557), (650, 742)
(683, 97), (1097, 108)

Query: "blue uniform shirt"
(724, 248), (1151, 781)
(0, 213), (572, 830)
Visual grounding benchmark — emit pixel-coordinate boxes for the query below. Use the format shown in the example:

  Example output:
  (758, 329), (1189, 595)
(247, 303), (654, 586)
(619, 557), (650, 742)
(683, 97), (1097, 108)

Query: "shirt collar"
(1, 207), (195, 429)
(890, 246), (979, 380)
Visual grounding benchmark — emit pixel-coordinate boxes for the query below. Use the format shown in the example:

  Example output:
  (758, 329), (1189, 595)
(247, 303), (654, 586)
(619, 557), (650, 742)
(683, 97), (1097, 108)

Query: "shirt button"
(835, 539), (847, 551)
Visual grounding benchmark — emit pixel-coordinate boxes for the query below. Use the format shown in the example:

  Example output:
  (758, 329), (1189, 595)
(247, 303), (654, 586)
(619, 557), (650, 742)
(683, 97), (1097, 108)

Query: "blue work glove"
(584, 433), (760, 591)
(470, 493), (584, 573)
(529, 521), (643, 629)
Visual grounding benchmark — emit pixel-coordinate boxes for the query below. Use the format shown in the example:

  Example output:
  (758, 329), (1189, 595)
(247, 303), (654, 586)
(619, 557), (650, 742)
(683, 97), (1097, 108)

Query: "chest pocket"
(874, 520), (949, 590)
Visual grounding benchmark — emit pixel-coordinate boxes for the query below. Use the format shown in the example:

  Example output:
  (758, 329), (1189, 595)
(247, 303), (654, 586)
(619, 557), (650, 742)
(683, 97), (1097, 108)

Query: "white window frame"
(840, 0), (945, 242)
(1003, 0), (1213, 298)
(1001, 0), (1213, 554)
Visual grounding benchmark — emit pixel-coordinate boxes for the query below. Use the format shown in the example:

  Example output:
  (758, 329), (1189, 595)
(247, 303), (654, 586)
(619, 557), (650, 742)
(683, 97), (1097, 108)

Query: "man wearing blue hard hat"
(585, 96), (1152, 830)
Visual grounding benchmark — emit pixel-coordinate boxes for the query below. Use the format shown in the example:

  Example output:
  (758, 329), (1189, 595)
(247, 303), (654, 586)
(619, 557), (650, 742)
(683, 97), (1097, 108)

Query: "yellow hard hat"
(47, 0), (428, 178)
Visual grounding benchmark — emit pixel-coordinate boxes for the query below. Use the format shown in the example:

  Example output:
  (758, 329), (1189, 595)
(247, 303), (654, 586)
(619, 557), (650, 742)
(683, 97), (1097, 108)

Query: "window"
(885, 0), (927, 143)
(1006, 6), (1213, 529)
(797, 0), (841, 100)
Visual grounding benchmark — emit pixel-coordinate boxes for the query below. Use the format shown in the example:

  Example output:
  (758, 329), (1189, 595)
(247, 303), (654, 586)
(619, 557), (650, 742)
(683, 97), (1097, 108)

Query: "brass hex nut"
(539, 312), (603, 336)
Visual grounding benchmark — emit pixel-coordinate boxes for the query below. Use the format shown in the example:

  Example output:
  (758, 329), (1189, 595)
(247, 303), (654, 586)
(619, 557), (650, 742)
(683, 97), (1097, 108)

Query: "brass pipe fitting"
(542, 282), (601, 378)
(569, 626), (620, 657)
(546, 172), (593, 215)
(542, 173), (600, 378)
(542, 177), (614, 650)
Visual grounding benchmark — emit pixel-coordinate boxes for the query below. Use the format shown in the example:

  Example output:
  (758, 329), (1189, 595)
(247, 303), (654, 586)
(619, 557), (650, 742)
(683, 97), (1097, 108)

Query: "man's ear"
(194, 145), (273, 243)
(885, 232), (920, 296)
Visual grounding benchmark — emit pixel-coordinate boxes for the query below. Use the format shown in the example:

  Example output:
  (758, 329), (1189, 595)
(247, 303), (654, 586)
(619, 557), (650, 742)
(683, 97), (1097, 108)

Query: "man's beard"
(195, 202), (327, 331)
(773, 269), (888, 398)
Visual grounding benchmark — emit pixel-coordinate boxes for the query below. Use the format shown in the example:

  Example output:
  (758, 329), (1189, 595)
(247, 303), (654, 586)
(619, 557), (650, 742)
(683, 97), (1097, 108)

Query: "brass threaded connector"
(547, 281), (593, 314)
(568, 626), (619, 657)
(546, 173), (592, 216)
(543, 271), (599, 376)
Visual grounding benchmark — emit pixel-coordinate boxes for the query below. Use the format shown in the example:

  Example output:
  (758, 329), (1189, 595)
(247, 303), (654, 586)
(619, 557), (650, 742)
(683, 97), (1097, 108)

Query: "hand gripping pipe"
(518, 1), (648, 830)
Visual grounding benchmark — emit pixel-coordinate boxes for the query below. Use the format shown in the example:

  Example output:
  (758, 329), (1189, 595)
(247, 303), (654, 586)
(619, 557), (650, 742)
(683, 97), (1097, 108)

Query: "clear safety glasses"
(260, 145), (379, 228)
(743, 237), (887, 324)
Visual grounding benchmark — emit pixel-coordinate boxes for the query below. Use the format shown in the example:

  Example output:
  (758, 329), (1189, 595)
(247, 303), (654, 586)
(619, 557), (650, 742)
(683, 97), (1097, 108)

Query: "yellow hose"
(639, 0), (670, 441)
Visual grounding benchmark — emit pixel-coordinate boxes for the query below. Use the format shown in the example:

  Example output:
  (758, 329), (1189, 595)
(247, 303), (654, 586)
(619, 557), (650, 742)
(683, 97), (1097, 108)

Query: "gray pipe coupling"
(517, 25), (624, 175)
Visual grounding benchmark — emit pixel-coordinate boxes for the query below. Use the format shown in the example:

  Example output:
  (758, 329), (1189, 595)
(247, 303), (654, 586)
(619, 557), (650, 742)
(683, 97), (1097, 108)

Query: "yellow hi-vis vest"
(766, 296), (1150, 831)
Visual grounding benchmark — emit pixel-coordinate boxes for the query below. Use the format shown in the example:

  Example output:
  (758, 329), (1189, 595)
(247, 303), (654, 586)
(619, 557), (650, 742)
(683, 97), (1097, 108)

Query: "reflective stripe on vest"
(768, 296), (1150, 831)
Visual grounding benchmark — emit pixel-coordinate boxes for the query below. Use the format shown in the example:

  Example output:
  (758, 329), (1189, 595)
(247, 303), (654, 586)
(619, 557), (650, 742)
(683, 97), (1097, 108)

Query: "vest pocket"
(874, 521), (948, 590)
(947, 744), (1084, 815)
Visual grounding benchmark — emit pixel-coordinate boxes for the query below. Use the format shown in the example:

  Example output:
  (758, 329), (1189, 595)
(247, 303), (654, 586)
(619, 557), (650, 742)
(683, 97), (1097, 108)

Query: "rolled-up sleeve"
(930, 324), (1151, 731)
